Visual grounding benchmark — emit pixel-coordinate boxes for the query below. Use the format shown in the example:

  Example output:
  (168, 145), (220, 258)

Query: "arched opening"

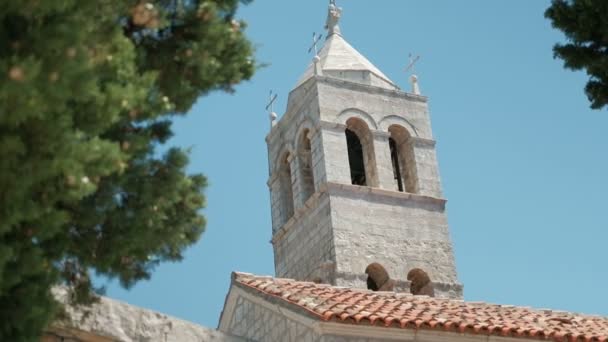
(298, 129), (315, 203)
(389, 137), (404, 192)
(345, 129), (366, 185)
(365, 262), (394, 291)
(345, 118), (378, 187)
(278, 153), (294, 226)
(407, 268), (434, 297)
(388, 125), (417, 193)
(311, 277), (323, 284)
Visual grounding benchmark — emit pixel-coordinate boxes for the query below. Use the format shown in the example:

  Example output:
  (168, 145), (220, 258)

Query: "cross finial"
(325, 0), (342, 36)
(405, 54), (422, 95)
(308, 32), (324, 76)
(265, 90), (278, 128)
(308, 32), (323, 57)
(405, 53), (420, 75)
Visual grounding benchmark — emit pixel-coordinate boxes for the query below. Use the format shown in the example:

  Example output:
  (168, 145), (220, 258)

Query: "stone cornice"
(266, 74), (429, 143)
(326, 182), (447, 208)
(317, 120), (428, 142)
(316, 322), (499, 342)
(373, 131), (392, 139)
(318, 120), (347, 132)
(316, 75), (428, 103)
(411, 136), (437, 148)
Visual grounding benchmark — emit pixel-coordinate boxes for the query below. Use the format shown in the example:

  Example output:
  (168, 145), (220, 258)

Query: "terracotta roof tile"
(233, 272), (608, 342)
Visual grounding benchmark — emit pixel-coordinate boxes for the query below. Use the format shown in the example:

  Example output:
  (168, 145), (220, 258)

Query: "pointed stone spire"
(294, 0), (399, 91)
(325, 0), (342, 37)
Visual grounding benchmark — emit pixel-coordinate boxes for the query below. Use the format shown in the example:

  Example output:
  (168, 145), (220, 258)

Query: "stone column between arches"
(267, 176), (283, 235)
(294, 129), (317, 210)
(411, 138), (443, 198)
(371, 131), (397, 190)
(287, 154), (299, 212)
(308, 127), (326, 193)
(317, 122), (352, 186)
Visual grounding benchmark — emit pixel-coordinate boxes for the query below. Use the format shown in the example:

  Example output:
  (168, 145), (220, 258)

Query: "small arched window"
(407, 268), (434, 297)
(345, 128), (366, 185)
(345, 118), (378, 187)
(389, 137), (404, 192)
(388, 125), (417, 193)
(278, 153), (295, 226)
(365, 262), (395, 291)
(298, 129), (315, 203)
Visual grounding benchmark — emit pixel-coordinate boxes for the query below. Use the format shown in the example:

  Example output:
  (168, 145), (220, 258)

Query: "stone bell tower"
(265, 2), (462, 298)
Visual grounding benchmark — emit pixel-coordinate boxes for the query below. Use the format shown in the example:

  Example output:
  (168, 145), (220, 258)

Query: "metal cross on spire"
(404, 54), (422, 95)
(405, 53), (421, 75)
(265, 90), (278, 128)
(308, 32), (324, 57)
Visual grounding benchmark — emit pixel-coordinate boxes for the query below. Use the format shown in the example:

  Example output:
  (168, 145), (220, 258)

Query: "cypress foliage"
(0, 1), (255, 339)
(546, 0), (608, 109)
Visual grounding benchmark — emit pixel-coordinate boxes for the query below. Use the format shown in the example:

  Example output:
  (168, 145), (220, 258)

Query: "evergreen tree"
(546, 0), (608, 109)
(0, 0), (255, 340)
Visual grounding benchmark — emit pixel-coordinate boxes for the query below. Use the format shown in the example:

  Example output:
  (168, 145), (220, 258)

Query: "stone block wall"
(266, 76), (461, 298)
(317, 79), (434, 140)
(317, 122), (351, 186)
(221, 285), (414, 342)
(412, 139), (443, 198)
(272, 192), (335, 283)
(221, 285), (466, 342)
(315, 78), (442, 197)
(267, 82), (323, 234)
(326, 183), (461, 298)
(227, 296), (319, 342)
(46, 288), (245, 342)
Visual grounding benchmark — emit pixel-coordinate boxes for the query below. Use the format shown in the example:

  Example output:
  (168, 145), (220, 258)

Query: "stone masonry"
(44, 288), (245, 342)
(266, 28), (462, 298)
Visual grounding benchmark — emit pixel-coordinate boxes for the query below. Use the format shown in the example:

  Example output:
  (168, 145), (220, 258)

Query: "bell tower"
(265, 2), (462, 298)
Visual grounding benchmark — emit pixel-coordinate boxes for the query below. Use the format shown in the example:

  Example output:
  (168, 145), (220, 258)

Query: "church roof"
(296, 33), (399, 90)
(234, 272), (608, 342)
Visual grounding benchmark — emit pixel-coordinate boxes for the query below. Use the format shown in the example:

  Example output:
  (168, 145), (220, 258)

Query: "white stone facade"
(224, 293), (319, 341)
(46, 288), (244, 342)
(266, 73), (462, 298)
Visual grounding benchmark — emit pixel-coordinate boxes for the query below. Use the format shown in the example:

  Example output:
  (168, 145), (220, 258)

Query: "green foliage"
(546, 0), (608, 109)
(0, 0), (255, 340)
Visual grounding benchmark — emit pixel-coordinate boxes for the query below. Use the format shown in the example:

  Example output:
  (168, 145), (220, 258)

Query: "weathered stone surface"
(266, 71), (462, 298)
(272, 191), (335, 283)
(49, 288), (245, 342)
(296, 32), (399, 90)
(219, 280), (519, 342)
(224, 294), (319, 342)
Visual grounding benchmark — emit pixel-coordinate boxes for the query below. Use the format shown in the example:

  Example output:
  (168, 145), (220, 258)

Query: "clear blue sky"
(102, 0), (608, 327)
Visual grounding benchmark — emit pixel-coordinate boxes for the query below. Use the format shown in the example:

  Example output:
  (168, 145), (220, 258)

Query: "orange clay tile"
(233, 272), (608, 342)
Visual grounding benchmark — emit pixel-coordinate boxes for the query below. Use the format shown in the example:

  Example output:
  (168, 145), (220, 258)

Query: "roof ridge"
(230, 272), (608, 342)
